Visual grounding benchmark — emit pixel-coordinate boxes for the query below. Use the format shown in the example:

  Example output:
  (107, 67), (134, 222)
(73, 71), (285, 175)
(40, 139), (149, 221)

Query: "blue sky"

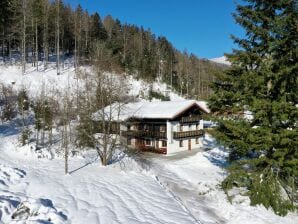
(65, 0), (245, 59)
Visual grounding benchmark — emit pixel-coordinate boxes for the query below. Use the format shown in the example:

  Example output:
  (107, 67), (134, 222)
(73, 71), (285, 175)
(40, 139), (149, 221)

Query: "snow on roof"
(196, 101), (210, 113)
(93, 100), (209, 121)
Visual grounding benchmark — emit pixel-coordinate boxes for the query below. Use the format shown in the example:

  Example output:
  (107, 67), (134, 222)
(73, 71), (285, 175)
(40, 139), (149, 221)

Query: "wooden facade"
(122, 104), (205, 154)
(173, 130), (204, 139)
(123, 119), (168, 154)
(93, 101), (208, 154)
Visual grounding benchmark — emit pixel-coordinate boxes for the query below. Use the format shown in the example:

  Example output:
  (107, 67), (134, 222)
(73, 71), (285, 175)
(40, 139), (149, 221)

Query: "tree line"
(0, 0), (225, 99)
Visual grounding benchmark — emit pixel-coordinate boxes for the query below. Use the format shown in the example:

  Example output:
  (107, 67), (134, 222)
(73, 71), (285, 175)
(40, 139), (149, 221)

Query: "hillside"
(0, 0), (225, 100)
(1, 0), (297, 222)
(0, 64), (297, 223)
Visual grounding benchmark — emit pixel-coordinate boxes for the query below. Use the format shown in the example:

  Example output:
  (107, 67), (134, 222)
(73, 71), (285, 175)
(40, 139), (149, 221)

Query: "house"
(93, 100), (209, 155)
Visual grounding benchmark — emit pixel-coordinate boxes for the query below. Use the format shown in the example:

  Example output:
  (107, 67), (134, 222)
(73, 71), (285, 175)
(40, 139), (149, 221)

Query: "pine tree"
(18, 89), (30, 145)
(90, 12), (107, 42)
(209, 0), (298, 215)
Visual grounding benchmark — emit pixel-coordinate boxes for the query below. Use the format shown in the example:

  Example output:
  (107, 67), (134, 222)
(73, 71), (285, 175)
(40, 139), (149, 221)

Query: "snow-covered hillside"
(0, 64), (297, 224)
(210, 56), (231, 66)
(0, 64), (183, 101)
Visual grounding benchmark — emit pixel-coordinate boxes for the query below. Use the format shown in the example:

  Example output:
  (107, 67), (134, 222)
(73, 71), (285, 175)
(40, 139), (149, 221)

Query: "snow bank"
(0, 164), (67, 223)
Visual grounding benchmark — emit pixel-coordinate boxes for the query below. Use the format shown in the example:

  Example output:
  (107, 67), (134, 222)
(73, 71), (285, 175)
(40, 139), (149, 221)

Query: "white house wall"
(166, 120), (204, 154)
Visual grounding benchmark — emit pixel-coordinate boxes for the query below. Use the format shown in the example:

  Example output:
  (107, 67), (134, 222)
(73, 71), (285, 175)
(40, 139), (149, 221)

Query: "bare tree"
(61, 96), (70, 174)
(42, 0), (49, 69)
(94, 71), (129, 166)
(60, 73), (73, 174)
(22, 0), (27, 75)
(56, 0), (60, 75)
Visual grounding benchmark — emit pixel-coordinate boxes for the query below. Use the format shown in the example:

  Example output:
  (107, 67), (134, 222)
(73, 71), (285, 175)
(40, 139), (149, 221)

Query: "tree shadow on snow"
(0, 195), (20, 208)
(69, 161), (94, 174)
(201, 136), (229, 169)
(203, 147), (229, 169)
(11, 198), (67, 223)
(69, 154), (99, 175)
(0, 115), (35, 137)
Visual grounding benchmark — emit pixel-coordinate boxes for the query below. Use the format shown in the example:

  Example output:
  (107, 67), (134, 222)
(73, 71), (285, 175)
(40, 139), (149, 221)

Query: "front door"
(188, 139), (191, 151)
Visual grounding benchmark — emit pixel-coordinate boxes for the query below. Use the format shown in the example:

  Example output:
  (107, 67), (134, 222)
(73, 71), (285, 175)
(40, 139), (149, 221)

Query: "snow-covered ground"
(1, 124), (297, 223)
(0, 132), (198, 223)
(0, 64), (182, 101)
(1, 64), (297, 223)
(0, 64), (80, 98)
(145, 136), (298, 224)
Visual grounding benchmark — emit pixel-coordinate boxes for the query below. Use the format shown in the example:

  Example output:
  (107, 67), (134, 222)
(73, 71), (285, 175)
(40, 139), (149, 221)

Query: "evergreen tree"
(90, 12), (107, 42)
(209, 0), (298, 215)
(18, 89), (30, 145)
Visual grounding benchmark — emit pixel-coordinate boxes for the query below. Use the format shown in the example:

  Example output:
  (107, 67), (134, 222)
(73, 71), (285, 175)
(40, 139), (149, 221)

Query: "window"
(196, 138), (199, 144)
(162, 141), (167, 147)
(144, 125), (149, 131)
(145, 139), (151, 145)
(179, 125), (183, 132)
(160, 125), (166, 132)
(127, 138), (132, 145)
(179, 140), (183, 147)
(188, 124), (191, 130)
(196, 124), (199, 130)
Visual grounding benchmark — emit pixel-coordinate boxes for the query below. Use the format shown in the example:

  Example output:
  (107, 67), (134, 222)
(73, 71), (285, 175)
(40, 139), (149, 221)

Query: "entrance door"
(188, 139), (191, 151)
(155, 140), (159, 149)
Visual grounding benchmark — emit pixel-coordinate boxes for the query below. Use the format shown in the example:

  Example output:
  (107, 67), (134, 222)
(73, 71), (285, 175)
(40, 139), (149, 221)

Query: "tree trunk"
(1, 28), (4, 58)
(56, 0), (60, 75)
(22, 0), (26, 75)
(64, 124), (69, 174)
(35, 21), (38, 71)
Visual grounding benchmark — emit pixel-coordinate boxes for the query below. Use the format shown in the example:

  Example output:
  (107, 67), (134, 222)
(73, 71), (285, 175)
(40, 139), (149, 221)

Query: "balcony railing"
(180, 116), (201, 123)
(135, 144), (167, 154)
(173, 130), (204, 139)
(122, 130), (166, 138)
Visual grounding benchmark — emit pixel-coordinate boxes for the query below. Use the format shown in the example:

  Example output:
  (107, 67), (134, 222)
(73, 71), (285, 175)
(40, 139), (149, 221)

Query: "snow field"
(0, 135), (198, 224)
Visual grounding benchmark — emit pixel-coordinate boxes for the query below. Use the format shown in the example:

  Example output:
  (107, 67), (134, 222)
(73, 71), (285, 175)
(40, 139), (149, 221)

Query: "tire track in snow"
(154, 175), (202, 224)
(143, 158), (227, 224)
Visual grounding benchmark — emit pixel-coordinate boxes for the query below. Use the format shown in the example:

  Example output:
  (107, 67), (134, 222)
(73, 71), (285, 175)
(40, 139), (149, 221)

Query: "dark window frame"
(179, 140), (183, 147)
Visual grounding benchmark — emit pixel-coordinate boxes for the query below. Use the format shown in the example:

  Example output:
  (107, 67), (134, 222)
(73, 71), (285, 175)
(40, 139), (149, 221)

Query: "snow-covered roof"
(93, 100), (209, 122)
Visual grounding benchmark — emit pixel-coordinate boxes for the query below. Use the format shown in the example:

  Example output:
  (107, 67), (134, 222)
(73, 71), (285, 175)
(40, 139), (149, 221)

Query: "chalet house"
(93, 100), (209, 155)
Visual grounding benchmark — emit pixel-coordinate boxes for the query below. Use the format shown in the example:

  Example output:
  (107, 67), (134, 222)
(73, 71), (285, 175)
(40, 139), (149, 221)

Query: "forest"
(0, 0), (225, 99)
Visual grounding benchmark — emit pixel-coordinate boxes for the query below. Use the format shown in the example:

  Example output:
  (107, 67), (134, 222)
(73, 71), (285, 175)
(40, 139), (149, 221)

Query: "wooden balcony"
(122, 130), (166, 139)
(173, 130), (204, 139)
(180, 116), (201, 123)
(135, 144), (167, 154)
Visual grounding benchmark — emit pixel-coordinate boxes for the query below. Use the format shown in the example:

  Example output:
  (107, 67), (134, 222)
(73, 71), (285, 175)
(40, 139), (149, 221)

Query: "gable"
(172, 104), (204, 120)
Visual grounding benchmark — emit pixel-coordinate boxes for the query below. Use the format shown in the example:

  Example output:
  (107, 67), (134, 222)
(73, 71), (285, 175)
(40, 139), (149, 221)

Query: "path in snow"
(143, 145), (227, 224)
(141, 136), (298, 224)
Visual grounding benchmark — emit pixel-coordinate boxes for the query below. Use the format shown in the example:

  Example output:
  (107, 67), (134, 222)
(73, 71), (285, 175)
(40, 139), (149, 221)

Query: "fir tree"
(18, 89), (30, 145)
(209, 0), (298, 215)
(90, 12), (107, 42)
